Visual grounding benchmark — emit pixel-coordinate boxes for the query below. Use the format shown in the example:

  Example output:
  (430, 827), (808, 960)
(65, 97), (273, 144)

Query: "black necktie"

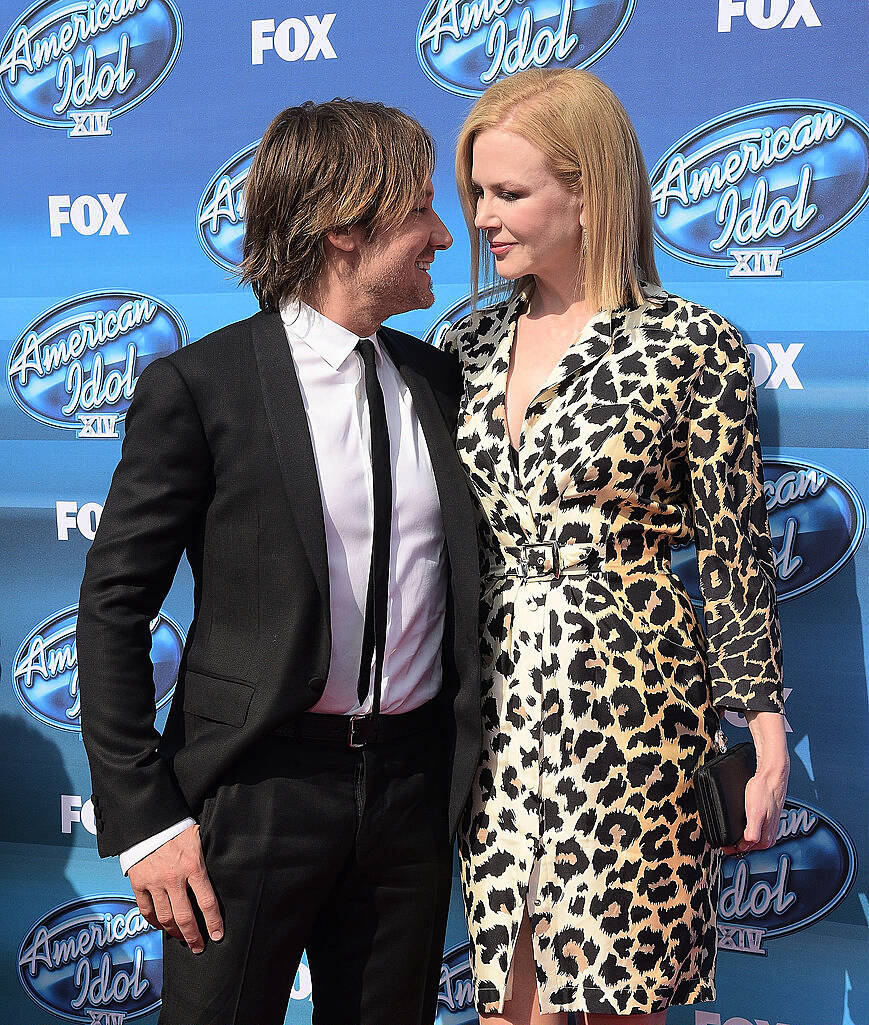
(355, 338), (392, 711)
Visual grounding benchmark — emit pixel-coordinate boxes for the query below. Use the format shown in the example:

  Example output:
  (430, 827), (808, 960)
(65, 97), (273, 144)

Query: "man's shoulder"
(380, 323), (459, 382)
(167, 310), (273, 375)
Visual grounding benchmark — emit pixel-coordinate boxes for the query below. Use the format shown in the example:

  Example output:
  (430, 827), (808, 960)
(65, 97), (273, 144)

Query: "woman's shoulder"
(439, 294), (520, 366)
(635, 283), (745, 360)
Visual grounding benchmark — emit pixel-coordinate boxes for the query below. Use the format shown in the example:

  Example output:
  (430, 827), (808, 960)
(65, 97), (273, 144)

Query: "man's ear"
(325, 225), (365, 254)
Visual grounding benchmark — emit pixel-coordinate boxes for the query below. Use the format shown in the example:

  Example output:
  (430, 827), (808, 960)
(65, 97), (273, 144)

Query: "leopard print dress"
(441, 283), (784, 1016)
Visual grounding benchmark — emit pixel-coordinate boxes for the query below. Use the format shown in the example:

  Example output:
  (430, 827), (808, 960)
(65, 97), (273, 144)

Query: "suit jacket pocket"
(182, 670), (254, 727)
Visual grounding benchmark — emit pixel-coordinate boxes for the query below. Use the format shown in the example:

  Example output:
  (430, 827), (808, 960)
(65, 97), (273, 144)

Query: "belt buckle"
(348, 714), (367, 748)
(520, 542), (560, 579)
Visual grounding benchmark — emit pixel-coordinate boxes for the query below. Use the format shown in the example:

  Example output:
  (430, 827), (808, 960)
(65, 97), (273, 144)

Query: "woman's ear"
(577, 184), (586, 231)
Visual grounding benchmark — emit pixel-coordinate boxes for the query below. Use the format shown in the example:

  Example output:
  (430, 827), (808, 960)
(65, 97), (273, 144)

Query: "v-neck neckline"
(499, 292), (612, 458)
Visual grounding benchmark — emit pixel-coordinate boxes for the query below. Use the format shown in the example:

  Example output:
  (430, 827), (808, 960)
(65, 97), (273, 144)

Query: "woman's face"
(470, 128), (584, 289)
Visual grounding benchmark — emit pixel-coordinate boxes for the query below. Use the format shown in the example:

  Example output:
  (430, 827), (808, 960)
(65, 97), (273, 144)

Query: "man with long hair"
(77, 99), (480, 1025)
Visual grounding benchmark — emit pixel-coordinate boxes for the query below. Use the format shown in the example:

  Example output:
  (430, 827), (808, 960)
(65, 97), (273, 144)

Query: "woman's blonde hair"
(455, 68), (659, 311)
(240, 99), (435, 312)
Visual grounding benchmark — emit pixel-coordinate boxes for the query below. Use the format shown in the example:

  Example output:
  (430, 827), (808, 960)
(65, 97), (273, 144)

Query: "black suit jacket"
(77, 311), (481, 858)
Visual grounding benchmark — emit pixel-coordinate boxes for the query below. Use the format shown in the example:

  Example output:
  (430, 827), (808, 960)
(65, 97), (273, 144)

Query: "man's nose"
(430, 209), (452, 250)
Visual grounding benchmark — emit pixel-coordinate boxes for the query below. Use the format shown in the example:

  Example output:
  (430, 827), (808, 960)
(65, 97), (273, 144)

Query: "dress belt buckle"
(519, 542), (560, 580)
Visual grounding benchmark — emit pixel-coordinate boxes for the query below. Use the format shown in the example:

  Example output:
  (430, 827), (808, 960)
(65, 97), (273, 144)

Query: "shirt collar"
(280, 300), (381, 371)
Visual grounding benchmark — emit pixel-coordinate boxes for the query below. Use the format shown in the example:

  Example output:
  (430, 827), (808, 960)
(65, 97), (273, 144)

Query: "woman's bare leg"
(479, 911), (568, 1025)
(479, 911), (669, 1025)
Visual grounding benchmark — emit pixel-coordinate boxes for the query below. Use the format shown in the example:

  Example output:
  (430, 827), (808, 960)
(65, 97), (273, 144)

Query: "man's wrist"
(118, 818), (196, 875)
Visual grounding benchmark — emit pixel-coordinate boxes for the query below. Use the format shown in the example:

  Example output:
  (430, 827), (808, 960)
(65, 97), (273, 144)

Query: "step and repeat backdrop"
(1, 2), (867, 1024)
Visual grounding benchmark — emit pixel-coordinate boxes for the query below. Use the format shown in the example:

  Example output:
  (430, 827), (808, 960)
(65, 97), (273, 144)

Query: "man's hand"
(128, 823), (223, 953)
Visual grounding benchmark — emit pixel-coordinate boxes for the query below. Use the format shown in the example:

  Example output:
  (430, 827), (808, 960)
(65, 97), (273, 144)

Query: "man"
(77, 99), (480, 1025)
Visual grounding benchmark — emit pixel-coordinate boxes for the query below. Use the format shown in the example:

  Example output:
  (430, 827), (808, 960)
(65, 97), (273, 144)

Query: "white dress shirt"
(119, 301), (448, 873)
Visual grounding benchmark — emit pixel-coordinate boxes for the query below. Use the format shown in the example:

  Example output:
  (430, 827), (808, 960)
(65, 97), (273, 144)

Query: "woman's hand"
(722, 710), (789, 856)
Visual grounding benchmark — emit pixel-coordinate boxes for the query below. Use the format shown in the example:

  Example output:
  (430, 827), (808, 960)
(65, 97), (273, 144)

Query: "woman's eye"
(471, 188), (518, 202)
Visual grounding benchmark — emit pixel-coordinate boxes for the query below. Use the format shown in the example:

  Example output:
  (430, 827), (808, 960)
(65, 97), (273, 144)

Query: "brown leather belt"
(274, 697), (438, 748)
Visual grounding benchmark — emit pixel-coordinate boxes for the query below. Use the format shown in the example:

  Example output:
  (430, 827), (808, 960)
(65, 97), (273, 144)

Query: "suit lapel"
(381, 326), (457, 428)
(251, 313), (478, 616)
(251, 311), (330, 608)
(378, 327), (478, 593)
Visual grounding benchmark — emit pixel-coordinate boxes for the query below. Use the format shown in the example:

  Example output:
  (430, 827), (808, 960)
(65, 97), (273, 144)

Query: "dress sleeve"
(686, 321), (784, 714)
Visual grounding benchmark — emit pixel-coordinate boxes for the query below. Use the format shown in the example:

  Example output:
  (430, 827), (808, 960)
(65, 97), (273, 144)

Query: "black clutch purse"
(693, 741), (756, 848)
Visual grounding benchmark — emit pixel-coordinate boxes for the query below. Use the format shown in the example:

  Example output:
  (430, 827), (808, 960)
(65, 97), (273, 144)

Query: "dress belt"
(488, 541), (602, 581)
(273, 697), (438, 748)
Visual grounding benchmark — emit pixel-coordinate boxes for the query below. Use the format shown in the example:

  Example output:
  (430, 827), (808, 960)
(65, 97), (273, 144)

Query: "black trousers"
(159, 723), (453, 1025)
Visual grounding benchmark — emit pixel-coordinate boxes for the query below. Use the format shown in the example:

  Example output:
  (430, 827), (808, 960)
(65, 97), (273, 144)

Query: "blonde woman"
(441, 69), (789, 1025)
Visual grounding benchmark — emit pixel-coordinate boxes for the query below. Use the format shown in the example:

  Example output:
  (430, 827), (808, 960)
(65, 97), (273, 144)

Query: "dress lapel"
(519, 311), (615, 492)
(536, 312), (613, 401)
(250, 310), (330, 609)
(457, 296), (538, 535)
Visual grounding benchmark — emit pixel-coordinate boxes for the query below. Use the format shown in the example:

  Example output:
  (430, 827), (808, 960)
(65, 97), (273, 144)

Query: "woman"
(441, 69), (790, 1025)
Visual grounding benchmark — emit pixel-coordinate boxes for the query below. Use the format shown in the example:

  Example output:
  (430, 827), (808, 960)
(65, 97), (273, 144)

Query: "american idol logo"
(425, 285), (503, 347)
(18, 895), (162, 1022)
(437, 942), (476, 1024)
(673, 459), (864, 602)
(650, 101), (869, 277)
(8, 290), (187, 438)
(13, 604), (183, 731)
(0, 0), (182, 137)
(416, 0), (634, 98)
(717, 799), (856, 955)
(197, 140), (259, 271)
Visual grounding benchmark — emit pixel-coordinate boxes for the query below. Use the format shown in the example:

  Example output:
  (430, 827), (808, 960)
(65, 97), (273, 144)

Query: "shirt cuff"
(118, 818), (196, 875)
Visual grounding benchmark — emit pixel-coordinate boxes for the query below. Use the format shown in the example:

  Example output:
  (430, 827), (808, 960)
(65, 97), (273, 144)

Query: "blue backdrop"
(2, 3), (867, 1024)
